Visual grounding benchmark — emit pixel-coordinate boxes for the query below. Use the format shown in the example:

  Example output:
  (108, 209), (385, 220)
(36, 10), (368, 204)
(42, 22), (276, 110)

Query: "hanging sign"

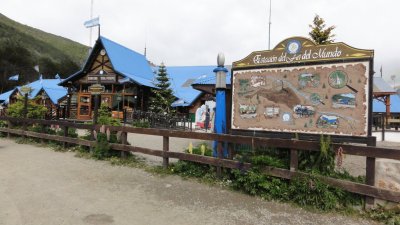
(89, 84), (105, 95)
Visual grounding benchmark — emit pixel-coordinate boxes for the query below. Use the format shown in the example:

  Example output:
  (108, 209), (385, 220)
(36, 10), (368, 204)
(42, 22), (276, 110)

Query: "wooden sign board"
(87, 75), (116, 83)
(20, 86), (32, 95)
(231, 37), (374, 137)
(89, 84), (105, 95)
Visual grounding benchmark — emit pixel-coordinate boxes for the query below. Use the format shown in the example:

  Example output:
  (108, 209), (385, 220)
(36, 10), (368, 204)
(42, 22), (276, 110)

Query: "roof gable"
(0, 88), (17, 104)
(100, 37), (154, 81)
(60, 36), (155, 88)
(20, 79), (67, 104)
(373, 77), (396, 94)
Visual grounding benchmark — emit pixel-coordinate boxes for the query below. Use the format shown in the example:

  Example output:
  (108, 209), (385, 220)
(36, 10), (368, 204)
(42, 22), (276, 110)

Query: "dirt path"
(0, 138), (379, 225)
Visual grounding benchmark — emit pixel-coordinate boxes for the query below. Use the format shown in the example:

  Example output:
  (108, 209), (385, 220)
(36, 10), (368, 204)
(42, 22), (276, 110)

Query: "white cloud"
(1, 0), (399, 82)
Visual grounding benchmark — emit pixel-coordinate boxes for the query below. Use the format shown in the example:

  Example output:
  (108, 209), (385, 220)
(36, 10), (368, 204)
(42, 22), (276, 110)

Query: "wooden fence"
(0, 116), (399, 205)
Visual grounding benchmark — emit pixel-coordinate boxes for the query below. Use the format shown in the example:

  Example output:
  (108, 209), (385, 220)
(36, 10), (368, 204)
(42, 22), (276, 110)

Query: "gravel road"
(0, 138), (380, 225)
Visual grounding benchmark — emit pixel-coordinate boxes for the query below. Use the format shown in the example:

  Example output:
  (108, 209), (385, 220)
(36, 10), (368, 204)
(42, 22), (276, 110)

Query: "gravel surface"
(0, 138), (380, 225)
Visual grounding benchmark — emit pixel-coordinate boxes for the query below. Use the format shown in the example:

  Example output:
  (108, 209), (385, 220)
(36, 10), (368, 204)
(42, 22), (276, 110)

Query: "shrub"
(7, 96), (47, 119)
(92, 133), (110, 160)
(98, 103), (121, 126)
(132, 120), (150, 128)
(299, 134), (334, 175)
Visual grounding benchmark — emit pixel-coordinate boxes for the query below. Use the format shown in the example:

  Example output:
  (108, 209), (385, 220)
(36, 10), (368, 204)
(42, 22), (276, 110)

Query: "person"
(210, 107), (215, 132)
(204, 106), (210, 132)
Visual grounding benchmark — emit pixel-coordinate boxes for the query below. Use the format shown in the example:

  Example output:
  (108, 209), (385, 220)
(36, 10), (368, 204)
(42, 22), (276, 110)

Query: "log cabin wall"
(70, 47), (144, 121)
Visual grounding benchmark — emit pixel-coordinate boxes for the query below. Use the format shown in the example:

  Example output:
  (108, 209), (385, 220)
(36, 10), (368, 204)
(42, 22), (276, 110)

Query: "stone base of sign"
(375, 158), (400, 209)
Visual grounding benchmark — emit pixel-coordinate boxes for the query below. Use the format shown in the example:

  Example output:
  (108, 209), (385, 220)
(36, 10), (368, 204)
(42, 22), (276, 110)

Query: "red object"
(196, 122), (211, 129)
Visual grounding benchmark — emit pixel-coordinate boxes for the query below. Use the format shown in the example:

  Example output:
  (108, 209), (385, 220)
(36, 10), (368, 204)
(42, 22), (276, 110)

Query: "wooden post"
(290, 149), (298, 171)
(41, 124), (46, 144)
(365, 137), (376, 208)
(7, 120), (12, 138)
(120, 132), (128, 158)
(227, 142), (234, 160)
(90, 126), (95, 153)
(66, 85), (72, 119)
(217, 141), (223, 178)
(93, 94), (99, 125)
(63, 126), (69, 148)
(381, 114), (385, 141)
(163, 136), (169, 169)
(23, 93), (28, 138)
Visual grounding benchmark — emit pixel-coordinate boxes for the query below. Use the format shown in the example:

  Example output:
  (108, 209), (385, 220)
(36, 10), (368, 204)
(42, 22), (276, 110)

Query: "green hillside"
(0, 13), (89, 93)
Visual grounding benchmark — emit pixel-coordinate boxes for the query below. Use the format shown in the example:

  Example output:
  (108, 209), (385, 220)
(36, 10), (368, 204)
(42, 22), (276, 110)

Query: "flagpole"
(268, 0), (272, 50)
(90, 0), (94, 46)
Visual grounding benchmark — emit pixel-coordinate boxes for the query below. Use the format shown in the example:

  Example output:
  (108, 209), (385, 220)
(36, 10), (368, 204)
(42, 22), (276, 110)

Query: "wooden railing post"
(365, 137), (377, 208)
(120, 132), (128, 158)
(227, 142), (234, 160)
(7, 120), (12, 138)
(290, 149), (298, 171)
(90, 125), (95, 153)
(41, 124), (46, 144)
(162, 136), (169, 169)
(63, 125), (69, 148)
(217, 141), (223, 178)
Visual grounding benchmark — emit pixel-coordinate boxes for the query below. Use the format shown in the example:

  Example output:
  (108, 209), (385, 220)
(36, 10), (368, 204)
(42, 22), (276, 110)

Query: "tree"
(149, 63), (176, 114)
(7, 96), (47, 119)
(309, 15), (336, 44)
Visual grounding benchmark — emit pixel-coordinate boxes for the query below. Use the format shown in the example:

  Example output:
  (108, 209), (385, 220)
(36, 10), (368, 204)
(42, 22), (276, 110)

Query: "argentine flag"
(84, 17), (100, 28)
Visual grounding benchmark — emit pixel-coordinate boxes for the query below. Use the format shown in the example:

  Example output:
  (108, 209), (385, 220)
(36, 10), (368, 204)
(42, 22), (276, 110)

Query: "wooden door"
(77, 93), (92, 120)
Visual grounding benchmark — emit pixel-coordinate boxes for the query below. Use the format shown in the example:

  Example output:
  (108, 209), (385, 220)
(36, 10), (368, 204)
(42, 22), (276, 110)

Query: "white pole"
(89, 0), (94, 47)
(268, 0), (272, 50)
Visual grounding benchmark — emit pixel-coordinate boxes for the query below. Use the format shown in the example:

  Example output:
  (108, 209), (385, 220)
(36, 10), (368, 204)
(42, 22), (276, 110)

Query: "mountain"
(0, 13), (89, 93)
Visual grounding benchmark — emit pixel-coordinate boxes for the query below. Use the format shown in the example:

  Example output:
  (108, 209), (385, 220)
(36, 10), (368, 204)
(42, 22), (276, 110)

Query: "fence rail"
(0, 116), (399, 205)
(127, 110), (193, 131)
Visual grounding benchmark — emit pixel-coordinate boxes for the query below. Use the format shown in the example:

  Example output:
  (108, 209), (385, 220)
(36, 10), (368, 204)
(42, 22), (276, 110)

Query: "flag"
(39, 74), (43, 84)
(55, 74), (61, 79)
(8, 74), (19, 81)
(380, 66), (383, 77)
(34, 65), (40, 73)
(84, 17), (100, 28)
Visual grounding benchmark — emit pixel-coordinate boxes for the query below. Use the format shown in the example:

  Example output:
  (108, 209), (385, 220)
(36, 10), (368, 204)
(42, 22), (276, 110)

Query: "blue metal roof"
(373, 95), (400, 113)
(0, 88), (17, 104)
(61, 37), (155, 88)
(19, 79), (67, 105)
(373, 77), (396, 93)
(192, 71), (231, 85)
(191, 65), (231, 85)
(164, 66), (218, 107)
(100, 37), (155, 84)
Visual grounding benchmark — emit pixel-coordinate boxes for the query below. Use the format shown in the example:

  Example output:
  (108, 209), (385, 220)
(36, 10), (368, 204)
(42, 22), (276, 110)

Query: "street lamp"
(213, 53), (228, 157)
(66, 81), (73, 119)
(41, 92), (48, 119)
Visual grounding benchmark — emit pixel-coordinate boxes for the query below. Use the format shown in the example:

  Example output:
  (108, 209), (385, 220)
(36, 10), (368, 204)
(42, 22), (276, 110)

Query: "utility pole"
(268, 0), (272, 50)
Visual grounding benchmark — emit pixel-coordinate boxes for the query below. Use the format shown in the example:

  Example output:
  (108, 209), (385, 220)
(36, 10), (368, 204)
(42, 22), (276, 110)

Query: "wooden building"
(59, 37), (156, 120)
(373, 77), (400, 128)
(0, 78), (67, 119)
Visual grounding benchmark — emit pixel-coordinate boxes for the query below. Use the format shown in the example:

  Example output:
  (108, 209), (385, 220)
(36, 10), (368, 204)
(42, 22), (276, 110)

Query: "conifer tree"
(309, 15), (336, 44)
(149, 63), (176, 114)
